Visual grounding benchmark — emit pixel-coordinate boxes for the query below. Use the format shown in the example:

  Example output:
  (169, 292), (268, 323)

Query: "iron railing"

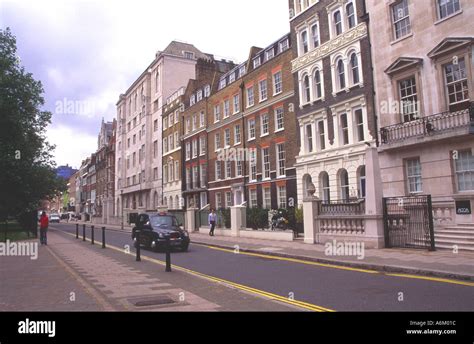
(380, 106), (473, 145)
(383, 195), (435, 251)
(319, 199), (366, 215)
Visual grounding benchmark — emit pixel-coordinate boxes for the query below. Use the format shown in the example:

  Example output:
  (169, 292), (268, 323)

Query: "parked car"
(49, 213), (61, 223)
(131, 213), (190, 252)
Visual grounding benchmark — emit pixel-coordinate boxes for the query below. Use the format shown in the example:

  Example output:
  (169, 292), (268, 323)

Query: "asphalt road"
(51, 223), (474, 312)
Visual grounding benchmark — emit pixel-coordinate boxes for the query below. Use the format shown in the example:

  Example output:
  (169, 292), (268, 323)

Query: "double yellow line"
(53, 228), (334, 312)
(200, 244), (474, 288)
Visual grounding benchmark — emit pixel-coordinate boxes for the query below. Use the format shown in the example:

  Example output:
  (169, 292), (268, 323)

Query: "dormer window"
(229, 72), (236, 84)
(253, 56), (261, 69)
(184, 51), (194, 59)
(279, 39), (289, 53)
(239, 65), (246, 77)
(219, 78), (226, 90)
(190, 95), (196, 106)
(265, 48), (275, 61)
(204, 85), (211, 97)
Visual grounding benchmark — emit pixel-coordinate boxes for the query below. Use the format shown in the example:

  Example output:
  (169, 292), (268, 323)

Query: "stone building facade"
(115, 41), (210, 221)
(289, 0), (377, 205)
(367, 0), (474, 231)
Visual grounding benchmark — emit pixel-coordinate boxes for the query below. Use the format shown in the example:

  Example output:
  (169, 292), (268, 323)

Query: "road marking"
(52, 228), (334, 312)
(200, 244), (380, 274)
(201, 244), (474, 287)
(385, 273), (474, 287)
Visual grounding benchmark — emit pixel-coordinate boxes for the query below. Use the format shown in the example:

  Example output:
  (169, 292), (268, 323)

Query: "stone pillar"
(186, 208), (198, 233)
(230, 206), (245, 238)
(303, 197), (320, 244)
(364, 147), (385, 248)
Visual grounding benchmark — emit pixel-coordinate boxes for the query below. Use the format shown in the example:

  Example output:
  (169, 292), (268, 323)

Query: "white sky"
(0, 0), (291, 169)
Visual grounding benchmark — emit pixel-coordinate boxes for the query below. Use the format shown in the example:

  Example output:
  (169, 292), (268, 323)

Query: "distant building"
(56, 165), (78, 180)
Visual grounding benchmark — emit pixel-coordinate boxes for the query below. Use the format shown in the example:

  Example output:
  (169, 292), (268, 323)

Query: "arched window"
(176, 196), (180, 209)
(350, 53), (359, 85)
(346, 3), (356, 29)
(169, 197), (173, 209)
(314, 70), (322, 99)
(304, 75), (311, 103)
(319, 172), (330, 203)
(301, 31), (309, 54)
(164, 197), (168, 207)
(339, 169), (350, 201)
(334, 10), (342, 35)
(337, 59), (346, 90)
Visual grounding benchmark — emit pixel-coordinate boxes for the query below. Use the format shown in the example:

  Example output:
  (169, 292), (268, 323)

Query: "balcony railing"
(319, 199), (366, 216)
(380, 105), (474, 145)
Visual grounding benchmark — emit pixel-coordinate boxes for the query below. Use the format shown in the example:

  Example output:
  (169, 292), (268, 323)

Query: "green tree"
(0, 27), (66, 222)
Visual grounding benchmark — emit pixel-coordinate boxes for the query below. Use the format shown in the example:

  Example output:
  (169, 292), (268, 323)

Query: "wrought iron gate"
(383, 195), (436, 251)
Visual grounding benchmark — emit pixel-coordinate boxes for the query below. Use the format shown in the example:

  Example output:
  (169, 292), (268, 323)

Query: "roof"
(161, 41), (210, 61)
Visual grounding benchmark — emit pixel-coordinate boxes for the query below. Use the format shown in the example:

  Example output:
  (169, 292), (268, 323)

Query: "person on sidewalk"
(209, 209), (217, 237)
(39, 211), (49, 245)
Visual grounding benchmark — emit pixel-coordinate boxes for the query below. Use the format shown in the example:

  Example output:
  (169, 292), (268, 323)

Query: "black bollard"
(76, 224), (79, 239)
(135, 230), (141, 262)
(83, 225), (86, 242)
(102, 227), (106, 249)
(165, 236), (172, 272)
(91, 226), (95, 245)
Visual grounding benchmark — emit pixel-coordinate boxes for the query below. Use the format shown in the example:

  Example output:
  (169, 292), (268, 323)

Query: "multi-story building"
(104, 120), (116, 222)
(242, 34), (298, 210)
(95, 119), (114, 218)
(162, 87), (185, 209)
(183, 58), (236, 209)
(368, 0), (474, 230)
(207, 60), (248, 210)
(115, 41), (210, 220)
(87, 153), (97, 216)
(289, 0), (377, 205)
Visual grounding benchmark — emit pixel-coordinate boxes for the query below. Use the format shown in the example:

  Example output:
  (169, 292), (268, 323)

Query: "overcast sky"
(0, 0), (290, 169)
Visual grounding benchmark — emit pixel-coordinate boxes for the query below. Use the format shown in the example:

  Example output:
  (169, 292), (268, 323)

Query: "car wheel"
(181, 243), (189, 252)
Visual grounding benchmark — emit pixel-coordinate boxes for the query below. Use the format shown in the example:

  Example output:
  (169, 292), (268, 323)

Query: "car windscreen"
(149, 216), (177, 228)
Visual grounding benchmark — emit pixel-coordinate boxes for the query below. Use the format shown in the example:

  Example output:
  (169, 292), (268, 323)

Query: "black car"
(131, 213), (190, 252)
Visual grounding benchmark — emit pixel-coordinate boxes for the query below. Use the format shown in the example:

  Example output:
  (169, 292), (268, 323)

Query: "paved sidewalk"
(1, 231), (298, 312)
(0, 239), (104, 311)
(72, 220), (474, 281)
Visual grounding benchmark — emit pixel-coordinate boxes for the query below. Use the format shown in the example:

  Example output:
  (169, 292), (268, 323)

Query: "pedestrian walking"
(209, 209), (217, 237)
(39, 211), (49, 245)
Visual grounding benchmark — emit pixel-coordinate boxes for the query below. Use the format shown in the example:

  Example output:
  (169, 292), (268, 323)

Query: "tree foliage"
(0, 27), (66, 220)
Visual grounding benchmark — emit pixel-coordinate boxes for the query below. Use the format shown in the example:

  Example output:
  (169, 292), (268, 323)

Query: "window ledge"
(390, 32), (413, 46)
(434, 10), (463, 25)
(275, 129), (285, 134)
(260, 133), (270, 138)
